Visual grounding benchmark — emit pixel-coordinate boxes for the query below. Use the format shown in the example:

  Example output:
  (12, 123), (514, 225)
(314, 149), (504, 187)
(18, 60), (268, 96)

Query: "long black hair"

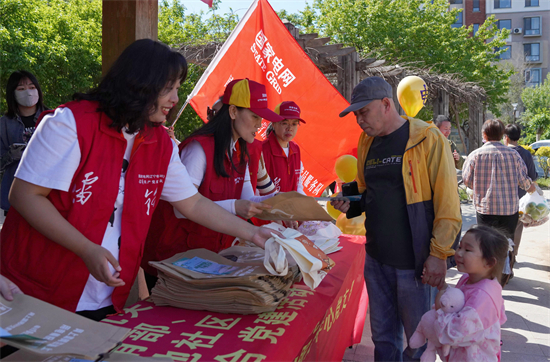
(186, 103), (249, 178)
(5, 70), (45, 118)
(74, 39), (187, 134)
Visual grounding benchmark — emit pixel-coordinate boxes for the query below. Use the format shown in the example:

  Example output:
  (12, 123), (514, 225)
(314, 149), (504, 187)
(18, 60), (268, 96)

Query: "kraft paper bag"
(148, 248), (295, 314)
(0, 294), (130, 359)
(254, 191), (332, 221)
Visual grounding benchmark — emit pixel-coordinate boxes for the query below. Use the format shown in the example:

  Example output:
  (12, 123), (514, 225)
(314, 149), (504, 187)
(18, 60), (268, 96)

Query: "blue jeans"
(365, 253), (436, 361)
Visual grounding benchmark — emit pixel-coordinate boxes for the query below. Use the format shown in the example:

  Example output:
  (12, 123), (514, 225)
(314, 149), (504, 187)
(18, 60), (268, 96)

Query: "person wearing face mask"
(0, 71), (48, 215)
(141, 78), (284, 291)
(0, 41), (279, 321)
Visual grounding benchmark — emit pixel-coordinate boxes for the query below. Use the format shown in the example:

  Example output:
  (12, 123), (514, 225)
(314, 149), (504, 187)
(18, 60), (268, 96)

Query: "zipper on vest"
(408, 160), (418, 193)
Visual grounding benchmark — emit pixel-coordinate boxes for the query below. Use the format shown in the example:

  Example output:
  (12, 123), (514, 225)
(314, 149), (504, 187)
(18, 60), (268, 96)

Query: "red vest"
(248, 139), (262, 191)
(0, 100), (173, 313)
(141, 135), (246, 276)
(262, 132), (301, 192)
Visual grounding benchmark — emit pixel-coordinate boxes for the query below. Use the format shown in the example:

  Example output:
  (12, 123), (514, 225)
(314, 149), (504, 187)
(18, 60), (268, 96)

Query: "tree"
(0, 0), (102, 111)
(158, 0), (240, 140)
(520, 74), (550, 143)
(300, 0), (511, 113)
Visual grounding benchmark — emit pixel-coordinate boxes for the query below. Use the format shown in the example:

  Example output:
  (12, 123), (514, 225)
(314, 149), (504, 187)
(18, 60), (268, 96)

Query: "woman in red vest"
(263, 101), (307, 195)
(0, 41), (277, 321)
(142, 79), (284, 290)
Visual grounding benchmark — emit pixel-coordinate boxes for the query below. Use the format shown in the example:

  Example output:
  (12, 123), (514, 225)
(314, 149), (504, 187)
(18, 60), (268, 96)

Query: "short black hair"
(5, 70), (45, 118)
(74, 39), (188, 134)
(504, 123), (521, 142)
(434, 115), (451, 128)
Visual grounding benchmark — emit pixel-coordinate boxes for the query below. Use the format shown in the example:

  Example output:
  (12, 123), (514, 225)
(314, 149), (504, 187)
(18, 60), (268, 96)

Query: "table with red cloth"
(102, 235), (368, 362)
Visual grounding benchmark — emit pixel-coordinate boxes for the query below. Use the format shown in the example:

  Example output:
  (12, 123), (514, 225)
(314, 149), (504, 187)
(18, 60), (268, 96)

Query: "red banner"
(187, 0), (360, 196)
(102, 235), (368, 361)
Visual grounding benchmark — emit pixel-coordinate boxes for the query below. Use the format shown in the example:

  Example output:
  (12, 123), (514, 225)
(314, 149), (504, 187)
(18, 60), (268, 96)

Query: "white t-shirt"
(281, 146), (305, 195)
(16, 107), (198, 311)
(179, 140), (273, 217)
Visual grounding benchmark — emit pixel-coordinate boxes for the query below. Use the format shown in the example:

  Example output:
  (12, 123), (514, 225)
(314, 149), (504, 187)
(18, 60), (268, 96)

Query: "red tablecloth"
(102, 235), (368, 362)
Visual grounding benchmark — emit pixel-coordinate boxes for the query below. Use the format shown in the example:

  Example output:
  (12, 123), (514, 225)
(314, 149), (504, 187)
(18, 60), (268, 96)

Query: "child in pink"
(435, 225), (508, 362)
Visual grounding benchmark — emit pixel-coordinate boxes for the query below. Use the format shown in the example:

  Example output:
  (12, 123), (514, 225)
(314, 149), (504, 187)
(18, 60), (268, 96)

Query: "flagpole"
(170, 96), (191, 128)
(185, 0), (260, 103)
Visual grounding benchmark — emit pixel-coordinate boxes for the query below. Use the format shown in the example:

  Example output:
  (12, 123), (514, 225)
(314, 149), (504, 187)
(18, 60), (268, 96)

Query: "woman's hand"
(78, 243), (126, 287)
(249, 226), (283, 249)
(0, 275), (23, 301)
(235, 200), (271, 219)
(283, 220), (299, 230)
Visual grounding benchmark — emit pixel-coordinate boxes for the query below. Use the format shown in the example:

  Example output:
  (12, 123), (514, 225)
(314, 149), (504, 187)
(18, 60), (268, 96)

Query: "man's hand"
(78, 244), (126, 287)
(527, 182), (537, 194)
(235, 200), (271, 219)
(0, 275), (23, 301)
(330, 199), (350, 213)
(421, 255), (447, 289)
(453, 150), (460, 161)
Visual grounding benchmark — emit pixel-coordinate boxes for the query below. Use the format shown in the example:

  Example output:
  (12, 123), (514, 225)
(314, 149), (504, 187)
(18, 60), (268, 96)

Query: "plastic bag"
(519, 186), (549, 227)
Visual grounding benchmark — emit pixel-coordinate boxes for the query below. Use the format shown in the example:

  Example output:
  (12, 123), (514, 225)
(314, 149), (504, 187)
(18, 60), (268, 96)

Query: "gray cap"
(339, 77), (393, 117)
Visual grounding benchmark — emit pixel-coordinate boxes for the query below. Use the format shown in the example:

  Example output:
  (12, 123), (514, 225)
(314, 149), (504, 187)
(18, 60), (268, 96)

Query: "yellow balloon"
(335, 155), (358, 183)
(326, 192), (342, 220)
(397, 76), (428, 117)
(336, 213), (366, 236)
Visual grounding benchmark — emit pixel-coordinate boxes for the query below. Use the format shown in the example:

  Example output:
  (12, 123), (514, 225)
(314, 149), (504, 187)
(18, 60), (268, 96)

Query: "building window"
(525, 0), (539, 6)
(473, 24), (480, 36)
(525, 68), (541, 87)
(497, 19), (512, 32)
(524, 43), (540, 62)
(498, 45), (512, 59)
(524, 17), (541, 36)
(452, 12), (463, 28)
(494, 0), (511, 8)
(450, 0), (463, 3)
(473, 0), (480, 11)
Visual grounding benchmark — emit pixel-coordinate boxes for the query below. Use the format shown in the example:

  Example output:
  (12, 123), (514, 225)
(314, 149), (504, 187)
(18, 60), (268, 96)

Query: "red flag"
(200, 0), (213, 7)
(188, 0), (360, 196)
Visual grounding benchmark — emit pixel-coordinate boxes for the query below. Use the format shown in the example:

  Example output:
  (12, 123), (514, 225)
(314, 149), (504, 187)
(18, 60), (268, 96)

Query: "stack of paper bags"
(149, 249), (295, 315)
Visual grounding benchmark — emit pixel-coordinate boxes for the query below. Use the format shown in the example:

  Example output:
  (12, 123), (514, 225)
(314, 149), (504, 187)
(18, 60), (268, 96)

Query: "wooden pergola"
(101, 3), (486, 153)
(178, 21), (488, 152)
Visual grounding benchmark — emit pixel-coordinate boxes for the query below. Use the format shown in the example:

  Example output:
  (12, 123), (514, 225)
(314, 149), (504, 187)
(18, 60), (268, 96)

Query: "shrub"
(535, 146), (550, 178)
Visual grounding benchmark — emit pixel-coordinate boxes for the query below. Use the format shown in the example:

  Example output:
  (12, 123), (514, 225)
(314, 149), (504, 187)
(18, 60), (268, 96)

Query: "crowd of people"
(0, 39), (540, 362)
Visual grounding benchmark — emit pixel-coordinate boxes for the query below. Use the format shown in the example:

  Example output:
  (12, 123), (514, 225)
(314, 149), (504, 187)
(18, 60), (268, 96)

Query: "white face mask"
(15, 89), (39, 107)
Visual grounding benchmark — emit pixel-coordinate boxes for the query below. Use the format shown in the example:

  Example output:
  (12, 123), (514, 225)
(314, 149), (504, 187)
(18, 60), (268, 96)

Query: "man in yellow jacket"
(332, 77), (461, 361)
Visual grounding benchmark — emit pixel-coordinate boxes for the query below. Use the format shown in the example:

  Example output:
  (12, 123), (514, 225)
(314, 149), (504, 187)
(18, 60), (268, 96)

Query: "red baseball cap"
(222, 79), (284, 123)
(274, 101), (306, 123)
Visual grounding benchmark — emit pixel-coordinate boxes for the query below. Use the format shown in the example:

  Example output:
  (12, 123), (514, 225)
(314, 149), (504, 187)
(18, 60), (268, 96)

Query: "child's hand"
(80, 244), (126, 287)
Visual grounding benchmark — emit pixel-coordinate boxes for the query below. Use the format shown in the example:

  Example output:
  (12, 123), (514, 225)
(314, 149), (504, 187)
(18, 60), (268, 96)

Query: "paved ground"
(343, 190), (550, 362)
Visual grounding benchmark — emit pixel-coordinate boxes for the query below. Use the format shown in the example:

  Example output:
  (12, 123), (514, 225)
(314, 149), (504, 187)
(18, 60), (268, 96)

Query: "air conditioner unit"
(513, 28), (523, 34)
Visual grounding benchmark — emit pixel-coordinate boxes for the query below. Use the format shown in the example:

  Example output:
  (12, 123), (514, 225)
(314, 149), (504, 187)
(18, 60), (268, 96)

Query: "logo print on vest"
(74, 172), (99, 205)
(145, 188), (158, 216)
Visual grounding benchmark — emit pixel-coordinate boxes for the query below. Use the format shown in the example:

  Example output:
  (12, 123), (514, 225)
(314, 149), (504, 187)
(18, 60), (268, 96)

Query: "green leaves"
(520, 74), (550, 143)
(0, 0), (102, 111)
(291, 0), (511, 112)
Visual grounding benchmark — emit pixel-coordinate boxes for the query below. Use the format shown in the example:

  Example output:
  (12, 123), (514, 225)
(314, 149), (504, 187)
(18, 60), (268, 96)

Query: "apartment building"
(449, 0), (549, 87)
